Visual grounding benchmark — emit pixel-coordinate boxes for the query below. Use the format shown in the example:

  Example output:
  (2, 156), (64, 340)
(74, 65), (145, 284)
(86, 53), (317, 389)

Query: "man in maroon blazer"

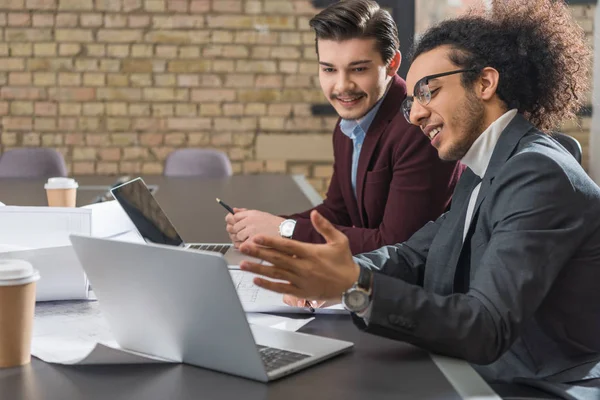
(225, 0), (462, 255)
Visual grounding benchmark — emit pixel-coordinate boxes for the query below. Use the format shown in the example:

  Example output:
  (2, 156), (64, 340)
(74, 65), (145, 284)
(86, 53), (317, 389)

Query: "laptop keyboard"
(188, 244), (230, 255)
(257, 345), (311, 373)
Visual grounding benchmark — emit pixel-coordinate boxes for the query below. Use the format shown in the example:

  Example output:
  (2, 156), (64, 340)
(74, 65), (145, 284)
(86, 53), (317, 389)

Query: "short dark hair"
(309, 0), (399, 63)
(411, 0), (591, 131)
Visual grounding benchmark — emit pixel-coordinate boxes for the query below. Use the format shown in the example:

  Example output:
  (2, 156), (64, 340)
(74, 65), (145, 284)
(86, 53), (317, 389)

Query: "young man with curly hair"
(224, 0), (462, 255)
(239, 0), (600, 397)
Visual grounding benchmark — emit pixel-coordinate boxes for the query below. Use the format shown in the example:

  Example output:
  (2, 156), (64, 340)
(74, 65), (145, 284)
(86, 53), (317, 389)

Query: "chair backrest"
(552, 132), (582, 164)
(163, 149), (233, 178)
(0, 148), (68, 178)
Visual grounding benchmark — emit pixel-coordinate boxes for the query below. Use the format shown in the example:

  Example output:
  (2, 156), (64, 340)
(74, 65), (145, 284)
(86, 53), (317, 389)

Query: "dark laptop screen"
(111, 178), (185, 247)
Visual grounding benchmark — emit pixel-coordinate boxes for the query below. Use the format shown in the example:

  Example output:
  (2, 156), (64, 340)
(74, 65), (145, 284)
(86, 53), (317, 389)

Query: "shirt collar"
(340, 82), (391, 140)
(461, 109), (518, 178)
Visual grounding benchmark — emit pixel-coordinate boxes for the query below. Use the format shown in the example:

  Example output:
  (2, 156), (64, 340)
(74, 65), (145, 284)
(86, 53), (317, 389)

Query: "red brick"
(26, 0), (57, 9)
(119, 161), (142, 174)
(8, 13), (31, 27)
(166, 118), (211, 131)
(22, 133), (41, 146)
(97, 162), (119, 174)
(0, 0), (25, 10)
(123, 0), (142, 11)
(65, 133), (85, 145)
(32, 14), (54, 26)
(0, 102), (8, 116)
(190, 0), (209, 12)
(34, 102), (57, 115)
(191, 89), (236, 102)
(58, 117), (77, 131)
(1, 87), (45, 100)
(55, 14), (77, 27)
(73, 162), (95, 175)
(142, 162), (162, 174)
(167, 0), (186, 12)
(3, 117), (32, 130)
(86, 134), (111, 146)
(123, 147), (148, 160)
(9, 72), (31, 85)
(48, 88), (95, 101)
(95, 0), (122, 11)
(132, 118), (166, 131)
(111, 133), (138, 146)
(128, 15), (149, 27)
(139, 132), (163, 146)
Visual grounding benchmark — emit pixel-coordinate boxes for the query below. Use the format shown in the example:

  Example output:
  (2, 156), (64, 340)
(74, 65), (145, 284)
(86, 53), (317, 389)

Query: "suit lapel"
(426, 168), (480, 294)
(355, 75), (406, 223)
(467, 114), (535, 230)
(427, 114), (536, 294)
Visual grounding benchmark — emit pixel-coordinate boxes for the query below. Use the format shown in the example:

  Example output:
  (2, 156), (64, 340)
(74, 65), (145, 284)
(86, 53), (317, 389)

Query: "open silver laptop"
(69, 235), (353, 381)
(110, 177), (255, 266)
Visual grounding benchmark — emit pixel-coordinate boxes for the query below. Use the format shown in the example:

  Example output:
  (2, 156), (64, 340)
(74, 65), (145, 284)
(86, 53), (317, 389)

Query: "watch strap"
(357, 265), (373, 292)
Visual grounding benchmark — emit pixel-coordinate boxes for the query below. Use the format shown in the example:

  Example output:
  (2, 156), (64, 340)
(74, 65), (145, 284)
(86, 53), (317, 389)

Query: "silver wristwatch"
(278, 219), (296, 238)
(342, 265), (373, 313)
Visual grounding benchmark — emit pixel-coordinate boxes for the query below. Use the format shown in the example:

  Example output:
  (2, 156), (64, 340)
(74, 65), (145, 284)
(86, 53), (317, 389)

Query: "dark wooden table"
(0, 175), (500, 400)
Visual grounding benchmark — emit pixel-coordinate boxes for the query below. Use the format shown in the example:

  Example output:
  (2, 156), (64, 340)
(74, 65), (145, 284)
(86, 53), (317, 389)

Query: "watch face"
(281, 221), (295, 237)
(345, 290), (368, 310)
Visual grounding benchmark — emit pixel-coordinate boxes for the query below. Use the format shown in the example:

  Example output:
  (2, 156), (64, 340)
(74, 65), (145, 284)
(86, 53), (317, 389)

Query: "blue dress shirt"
(339, 97), (386, 197)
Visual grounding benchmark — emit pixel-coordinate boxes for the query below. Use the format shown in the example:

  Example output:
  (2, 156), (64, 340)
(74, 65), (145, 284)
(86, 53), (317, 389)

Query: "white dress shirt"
(460, 109), (518, 241)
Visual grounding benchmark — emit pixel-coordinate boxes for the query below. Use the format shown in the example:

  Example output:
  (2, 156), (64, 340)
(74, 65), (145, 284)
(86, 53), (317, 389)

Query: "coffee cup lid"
(44, 177), (78, 190)
(0, 259), (40, 286)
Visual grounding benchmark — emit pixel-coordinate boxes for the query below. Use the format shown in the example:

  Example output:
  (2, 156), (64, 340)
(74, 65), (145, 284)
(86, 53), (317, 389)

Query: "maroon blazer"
(285, 75), (464, 254)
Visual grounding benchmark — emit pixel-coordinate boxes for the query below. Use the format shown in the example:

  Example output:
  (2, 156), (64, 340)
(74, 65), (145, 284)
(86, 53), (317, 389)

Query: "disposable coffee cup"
(0, 259), (40, 368)
(44, 177), (78, 207)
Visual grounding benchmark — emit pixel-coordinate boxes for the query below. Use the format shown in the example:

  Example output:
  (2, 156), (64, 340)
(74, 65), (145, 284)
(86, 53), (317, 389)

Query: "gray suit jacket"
(353, 115), (600, 390)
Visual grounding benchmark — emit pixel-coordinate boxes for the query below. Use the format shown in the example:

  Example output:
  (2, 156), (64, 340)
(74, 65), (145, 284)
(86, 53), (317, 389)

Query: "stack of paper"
(0, 206), (92, 301)
(0, 201), (140, 302)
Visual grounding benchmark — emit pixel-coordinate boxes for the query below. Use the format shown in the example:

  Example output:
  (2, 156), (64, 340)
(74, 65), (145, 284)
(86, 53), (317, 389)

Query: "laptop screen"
(111, 178), (185, 247)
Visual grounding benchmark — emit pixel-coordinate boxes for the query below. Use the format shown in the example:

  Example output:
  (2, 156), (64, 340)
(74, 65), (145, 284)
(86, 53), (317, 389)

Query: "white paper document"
(0, 246), (89, 301)
(32, 301), (315, 365)
(82, 200), (138, 239)
(0, 206), (91, 248)
(230, 270), (347, 314)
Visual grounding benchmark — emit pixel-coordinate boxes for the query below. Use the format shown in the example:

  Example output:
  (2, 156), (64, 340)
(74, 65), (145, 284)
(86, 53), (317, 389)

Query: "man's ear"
(387, 50), (401, 76)
(478, 67), (500, 101)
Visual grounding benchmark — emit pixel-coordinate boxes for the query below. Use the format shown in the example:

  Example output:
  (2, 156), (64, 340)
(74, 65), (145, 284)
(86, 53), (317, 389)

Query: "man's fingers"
(225, 213), (235, 224)
(310, 210), (345, 245)
(232, 211), (250, 222)
(250, 235), (313, 259)
(240, 261), (298, 283)
(233, 207), (247, 213)
(252, 277), (303, 297)
(240, 244), (302, 274)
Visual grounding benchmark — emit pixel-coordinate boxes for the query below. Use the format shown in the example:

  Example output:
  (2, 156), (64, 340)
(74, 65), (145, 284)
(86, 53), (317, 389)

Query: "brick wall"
(0, 0), (595, 198)
(0, 0), (338, 195)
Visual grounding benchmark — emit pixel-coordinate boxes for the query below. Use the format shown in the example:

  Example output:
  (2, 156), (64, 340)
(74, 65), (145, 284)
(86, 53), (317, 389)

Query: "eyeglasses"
(401, 68), (478, 124)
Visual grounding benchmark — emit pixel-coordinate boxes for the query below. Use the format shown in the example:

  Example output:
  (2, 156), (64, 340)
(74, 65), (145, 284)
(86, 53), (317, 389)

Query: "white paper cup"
(0, 260), (40, 368)
(44, 177), (78, 207)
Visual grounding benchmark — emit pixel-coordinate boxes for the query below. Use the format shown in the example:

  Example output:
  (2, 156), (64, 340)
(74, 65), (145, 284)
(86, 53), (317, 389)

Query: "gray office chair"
(552, 132), (582, 165)
(0, 148), (68, 178)
(163, 148), (233, 178)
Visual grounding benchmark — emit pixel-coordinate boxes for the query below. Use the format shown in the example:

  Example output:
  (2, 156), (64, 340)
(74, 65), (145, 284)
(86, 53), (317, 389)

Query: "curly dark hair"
(411, 0), (591, 131)
(309, 0), (399, 63)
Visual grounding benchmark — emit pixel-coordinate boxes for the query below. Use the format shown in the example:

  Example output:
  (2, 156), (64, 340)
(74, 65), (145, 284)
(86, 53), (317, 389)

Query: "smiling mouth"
(336, 95), (365, 104)
(427, 126), (442, 140)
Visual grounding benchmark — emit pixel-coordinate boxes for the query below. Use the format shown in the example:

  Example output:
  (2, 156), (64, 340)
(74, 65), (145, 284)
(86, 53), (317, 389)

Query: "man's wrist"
(278, 219), (296, 238)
